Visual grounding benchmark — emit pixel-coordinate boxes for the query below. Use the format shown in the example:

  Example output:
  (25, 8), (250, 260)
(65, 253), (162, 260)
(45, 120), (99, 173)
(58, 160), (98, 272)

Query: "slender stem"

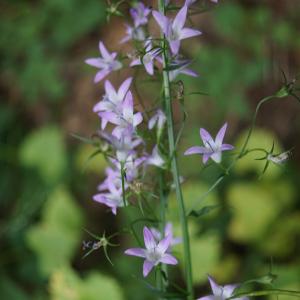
(158, 1), (194, 299)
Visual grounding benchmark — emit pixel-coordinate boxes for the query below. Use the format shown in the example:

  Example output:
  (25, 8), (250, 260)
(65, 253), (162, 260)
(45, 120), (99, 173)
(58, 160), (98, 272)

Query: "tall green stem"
(158, 1), (194, 299)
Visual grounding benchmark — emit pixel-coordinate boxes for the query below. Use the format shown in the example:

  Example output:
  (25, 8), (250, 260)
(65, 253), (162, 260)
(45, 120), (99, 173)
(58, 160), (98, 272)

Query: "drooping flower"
(148, 109), (166, 131)
(197, 275), (248, 300)
(146, 145), (165, 168)
(93, 181), (124, 215)
(120, 24), (146, 44)
(130, 2), (151, 27)
(85, 41), (122, 83)
(94, 78), (133, 129)
(150, 222), (181, 250)
(98, 91), (143, 138)
(184, 123), (234, 164)
(152, 6), (202, 55)
(130, 40), (160, 75)
(125, 226), (178, 277)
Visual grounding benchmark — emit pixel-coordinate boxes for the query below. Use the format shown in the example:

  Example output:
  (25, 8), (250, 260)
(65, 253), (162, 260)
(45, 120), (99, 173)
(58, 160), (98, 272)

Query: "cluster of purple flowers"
(85, 0), (238, 293)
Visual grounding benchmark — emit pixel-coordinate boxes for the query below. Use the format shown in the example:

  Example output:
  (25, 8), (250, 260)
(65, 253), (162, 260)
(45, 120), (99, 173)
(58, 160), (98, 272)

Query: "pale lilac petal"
(143, 227), (156, 250)
(124, 248), (146, 258)
(152, 11), (169, 34)
(130, 58), (142, 67)
(200, 128), (214, 145)
(197, 296), (215, 300)
(170, 40), (181, 55)
(143, 260), (154, 277)
(123, 91), (134, 120)
(203, 154), (211, 164)
(112, 207), (117, 215)
(85, 58), (104, 68)
(223, 284), (238, 298)
(180, 28), (202, 40)
(94, 70), (109, 83)
(98, 111), (120, 125)
(159, 253), (178, 265)
(118, 77), (133, 99)
(144, 60), (154, 75)
(210, 151), (222, 163)
(148, 114), (157, 130)
(157, 235), (171, 253)
(120, 35), (131, 44)
(221, 144), (234, 151)
(215, 123), (227, 146)
(99, 41), (111, 60)
(180, 68), (199, 77)
(184, 146), (208, 156)
(105, 80), (117, 101)
(208, 275), (223, 297)
(173, 6), (187, 32)
(133, 112), (143, 127)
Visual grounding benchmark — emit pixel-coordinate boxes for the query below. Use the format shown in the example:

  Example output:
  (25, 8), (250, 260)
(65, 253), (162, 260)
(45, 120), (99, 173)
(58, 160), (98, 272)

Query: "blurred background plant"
(0, 0), (299, 299)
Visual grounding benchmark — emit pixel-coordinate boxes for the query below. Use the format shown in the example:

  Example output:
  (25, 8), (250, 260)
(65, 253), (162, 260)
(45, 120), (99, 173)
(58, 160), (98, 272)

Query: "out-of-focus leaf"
(19, 126), (67, 184)
(0, 275), (29, 300)
(234, 129), (282, 179)
(227, 183), (280, 243)
(49, 267), (124, 300)
(26, 187), (84, 276)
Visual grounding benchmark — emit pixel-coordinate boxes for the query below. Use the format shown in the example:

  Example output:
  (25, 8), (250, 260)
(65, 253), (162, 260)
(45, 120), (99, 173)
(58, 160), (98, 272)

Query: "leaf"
(26, 187), (84, 276)
(19, 126), (67, 184)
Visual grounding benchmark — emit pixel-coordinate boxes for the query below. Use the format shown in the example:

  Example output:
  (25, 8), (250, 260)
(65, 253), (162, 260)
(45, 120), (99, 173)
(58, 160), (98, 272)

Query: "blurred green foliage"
(0, 0), (299, 299)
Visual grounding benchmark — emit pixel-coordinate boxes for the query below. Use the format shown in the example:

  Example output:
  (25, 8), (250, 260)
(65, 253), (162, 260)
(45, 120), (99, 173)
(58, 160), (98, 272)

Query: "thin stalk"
(158, 1), (194, 299)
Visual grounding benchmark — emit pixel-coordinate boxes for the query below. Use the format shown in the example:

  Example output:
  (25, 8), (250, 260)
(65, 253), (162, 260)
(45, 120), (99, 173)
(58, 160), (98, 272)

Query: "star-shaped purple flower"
(197, 275), (248, 300)
(125, 226), (178, 277)
(130, 2), (151, 27)
(152, 6), (202, 55)
(85, 41), (122, 83)
(184, 123), (234, 164)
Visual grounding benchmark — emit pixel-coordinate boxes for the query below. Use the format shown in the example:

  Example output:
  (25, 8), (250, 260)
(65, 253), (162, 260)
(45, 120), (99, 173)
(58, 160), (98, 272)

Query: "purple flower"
(130, 2), (151, 27)
(120, 24), (146, 44)
(99, 91), (143, 138)
(98, 167), (122, 191)
(150, 223), (181, 250)
(85, 41), (122, 83)
(152, 6), (202, 55)
(146, 145), (165, 168)
(94, 77), (133, 129)
(125, 226), (178, 277)
(197, 275), (248, 300)
(93, 181), (124, 215)
(148, 109), (166, 131)
(130, 40), (160, 75)
(100, 131), (142, 162)
(184, 123), (234, 164)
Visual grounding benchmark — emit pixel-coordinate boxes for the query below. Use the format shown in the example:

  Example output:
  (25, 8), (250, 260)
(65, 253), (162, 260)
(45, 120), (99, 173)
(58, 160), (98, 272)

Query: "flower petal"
(196, 296), (215, 300)
(99, 41), (111, 60)
(169, 40), (181, 55)
(215, 123), (228, 146)
(173, 6), (187, 32)
(184, 146), (208, 156)
(124, 248), (146, 258)
(208, 275), (223, 297)
(143, 226), (156, 250)
(223, 284), (238, 298)
(143, 260), (155, 277)
(180, 28), (202, 40)
(118, 77), (133, 99)
(157, 235), (171, 253)
(210, 151), (222, 163)
(159, 253), (178, 265)
(200, 128), (214, 145)
(152, 11), (169, 34)
(221, 144), (234, 151)
(94, 70), (110, 83)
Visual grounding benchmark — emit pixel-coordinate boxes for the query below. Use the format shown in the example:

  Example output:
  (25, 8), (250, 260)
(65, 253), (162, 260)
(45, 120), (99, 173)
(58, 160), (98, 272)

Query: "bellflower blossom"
(85, 41), (122, 83)
(146, 145), (165, 168)
(125, 226), (178, 277)
(98, 167), (122, 191)
(120, 24), (146, 44)
(93, 181), (124, 215)
(94, 78), (133, 129)
(150, 222), (181, 250)
(100, 131), (142, 162)
(148, 109), (166, 131)
(197, 275), (248, 300)
(130, 40), (160, 75)
(130, 2), (151, 27)
(99, 91), (143, 138)
(184, 123), (234, 164)
(152, 6), (202, 55)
